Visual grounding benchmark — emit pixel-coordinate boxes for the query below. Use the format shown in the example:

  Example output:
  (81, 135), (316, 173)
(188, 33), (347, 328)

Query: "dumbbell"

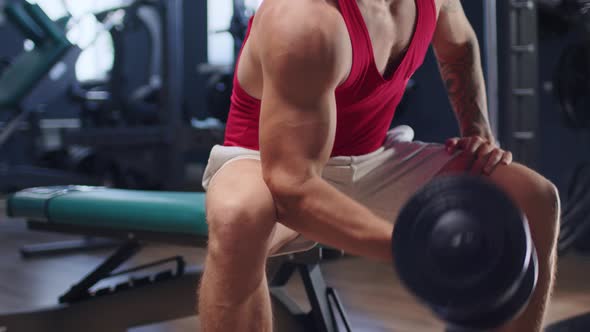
(393, 176), (539, 332)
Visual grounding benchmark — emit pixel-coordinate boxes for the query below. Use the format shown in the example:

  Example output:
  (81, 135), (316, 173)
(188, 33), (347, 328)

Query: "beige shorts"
(202, 125), (459, 222)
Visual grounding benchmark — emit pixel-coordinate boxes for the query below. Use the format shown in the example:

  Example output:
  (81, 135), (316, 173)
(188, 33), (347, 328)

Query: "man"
(199, 0), (560, 331)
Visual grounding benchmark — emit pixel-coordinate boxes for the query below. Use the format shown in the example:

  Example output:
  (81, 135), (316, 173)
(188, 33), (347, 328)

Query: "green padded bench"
(2, 186), (349, 332)
(7, 186), (209, 245)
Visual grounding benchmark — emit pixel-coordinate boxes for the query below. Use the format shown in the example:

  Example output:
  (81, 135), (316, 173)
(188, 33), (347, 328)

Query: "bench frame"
(0, 221), (352, 332)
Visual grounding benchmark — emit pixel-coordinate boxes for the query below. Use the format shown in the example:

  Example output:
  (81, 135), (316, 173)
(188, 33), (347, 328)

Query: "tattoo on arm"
(437, 42), (492, 140)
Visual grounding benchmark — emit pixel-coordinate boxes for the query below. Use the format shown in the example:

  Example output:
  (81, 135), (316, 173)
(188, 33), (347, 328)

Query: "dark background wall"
(537, 30), (590, 193)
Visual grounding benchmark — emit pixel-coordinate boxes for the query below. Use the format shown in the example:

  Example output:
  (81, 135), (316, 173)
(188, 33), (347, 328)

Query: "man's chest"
(355, 0), (443, 78)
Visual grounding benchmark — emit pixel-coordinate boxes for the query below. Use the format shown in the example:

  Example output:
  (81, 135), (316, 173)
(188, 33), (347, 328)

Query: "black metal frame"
(485, 0), (499, 138)
(498, 0), (540, 166)
(20, 236), (120, 258)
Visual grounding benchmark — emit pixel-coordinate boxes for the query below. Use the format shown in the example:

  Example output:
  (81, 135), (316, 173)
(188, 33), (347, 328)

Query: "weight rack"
(499, 0), (540, 167)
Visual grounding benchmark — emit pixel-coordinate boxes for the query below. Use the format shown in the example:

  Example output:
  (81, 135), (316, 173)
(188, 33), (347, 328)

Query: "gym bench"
(1, 186), (351, 332)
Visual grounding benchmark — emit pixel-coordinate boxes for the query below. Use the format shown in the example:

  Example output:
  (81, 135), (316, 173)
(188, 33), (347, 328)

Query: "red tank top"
(224, 0), (438, 156)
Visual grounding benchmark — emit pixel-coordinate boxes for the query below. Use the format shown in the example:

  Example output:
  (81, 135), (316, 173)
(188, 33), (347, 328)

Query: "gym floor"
(1, 199), (590, 332)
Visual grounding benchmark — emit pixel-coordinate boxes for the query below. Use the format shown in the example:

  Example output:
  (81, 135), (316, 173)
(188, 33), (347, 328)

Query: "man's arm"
(432, 0), (493, 142)
(256, 5), (393, 262)
(432, 0), (512, 174)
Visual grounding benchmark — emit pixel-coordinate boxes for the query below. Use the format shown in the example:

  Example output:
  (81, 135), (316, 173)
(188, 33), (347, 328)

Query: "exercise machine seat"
(6, 186), (208, 236)
(0, 2), (72, 108)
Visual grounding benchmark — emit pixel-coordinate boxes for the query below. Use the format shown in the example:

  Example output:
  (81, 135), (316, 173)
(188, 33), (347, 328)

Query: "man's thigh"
(332, 140), (458, 222)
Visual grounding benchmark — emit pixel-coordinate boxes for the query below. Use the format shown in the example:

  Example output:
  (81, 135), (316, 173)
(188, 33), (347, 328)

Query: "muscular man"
(200, 0), (560, 331)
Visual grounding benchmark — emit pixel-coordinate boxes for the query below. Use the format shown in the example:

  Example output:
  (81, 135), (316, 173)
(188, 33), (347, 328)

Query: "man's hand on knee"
(445, 136), (513, 175)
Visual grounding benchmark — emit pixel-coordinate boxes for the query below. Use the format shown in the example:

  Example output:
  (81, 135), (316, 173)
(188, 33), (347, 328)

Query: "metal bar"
(513, 131), (535, 140)
(485, 0), (499, 138)
(59, 240), (141, 303)
(498, 0), (539, 166)
(510, 0), (534, 10)
(20, 237), (120, 259)
(270, 288), (310, 332)
(161, 0), (185, 190)
(0, 107), (30, 148)
(327, 288), (352, 332)
(108, 256), (185, 278)
(299, 264), (338, 332)
(512, 88), (535, 97)
(511, 44), (535, 53)
(269, 262), (297, 287)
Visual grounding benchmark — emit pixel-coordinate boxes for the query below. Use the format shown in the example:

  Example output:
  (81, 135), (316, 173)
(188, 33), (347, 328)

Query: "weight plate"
(393, 176), (530, 313)
(441, 247), (538, 330)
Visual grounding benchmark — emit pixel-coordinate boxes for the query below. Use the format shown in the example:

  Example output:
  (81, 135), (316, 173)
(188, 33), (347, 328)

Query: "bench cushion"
(7, 186), (208, 236)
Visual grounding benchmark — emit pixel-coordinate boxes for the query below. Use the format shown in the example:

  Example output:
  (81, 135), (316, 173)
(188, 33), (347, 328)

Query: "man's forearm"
(273, 176), (393, 262)
(436, 38), (494, 141)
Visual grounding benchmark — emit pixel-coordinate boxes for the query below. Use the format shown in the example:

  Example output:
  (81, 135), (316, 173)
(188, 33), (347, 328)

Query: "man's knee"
(527, 177), (560, 246)
(488, 164), (561, 251)
(206, 196), (276, 262)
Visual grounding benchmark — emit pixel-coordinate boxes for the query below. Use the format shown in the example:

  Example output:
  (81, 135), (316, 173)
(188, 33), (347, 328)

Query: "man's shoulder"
(256, 0), (339, 20)
(253, 0), (349, 65)
(254, 0), (346, 47)
(250, 1), (351, 91)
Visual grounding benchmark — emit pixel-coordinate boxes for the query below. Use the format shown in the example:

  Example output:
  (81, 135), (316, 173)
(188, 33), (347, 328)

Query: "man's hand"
(446, 136), (513, 175)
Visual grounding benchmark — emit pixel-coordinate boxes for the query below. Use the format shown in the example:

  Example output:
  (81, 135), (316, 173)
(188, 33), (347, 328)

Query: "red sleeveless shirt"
(223, 0), (438, 156)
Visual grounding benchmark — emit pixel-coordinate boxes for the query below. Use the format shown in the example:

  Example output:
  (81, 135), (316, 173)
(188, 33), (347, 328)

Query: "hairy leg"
(199, 159), (296, 332)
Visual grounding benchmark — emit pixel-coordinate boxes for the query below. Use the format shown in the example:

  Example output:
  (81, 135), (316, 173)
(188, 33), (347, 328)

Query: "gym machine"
(0, 1), (98, 194)
(0, 0), (188, 193)
(0, 1), (156, 258)
(69, 3), (164, 129)
(497, 0), (540, 167)
(63, 0), (223, 190)
(1, 175), (538, 332)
